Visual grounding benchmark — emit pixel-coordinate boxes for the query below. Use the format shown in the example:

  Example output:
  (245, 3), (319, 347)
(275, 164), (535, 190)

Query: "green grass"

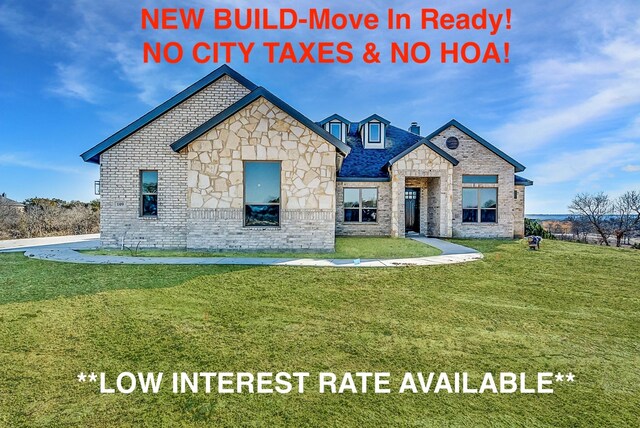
(81, 236), (441, 259)
(0, 240), (639, 426)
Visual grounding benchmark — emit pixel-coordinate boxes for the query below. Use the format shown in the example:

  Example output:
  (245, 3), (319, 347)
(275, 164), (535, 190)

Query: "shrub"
(524, 218), (556, 239)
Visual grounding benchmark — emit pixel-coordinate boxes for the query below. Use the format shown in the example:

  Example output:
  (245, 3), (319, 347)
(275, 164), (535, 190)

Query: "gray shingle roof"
(338, 124), (444, 179)
(0, 194), (24, 207)
(515, 175), (534, 186)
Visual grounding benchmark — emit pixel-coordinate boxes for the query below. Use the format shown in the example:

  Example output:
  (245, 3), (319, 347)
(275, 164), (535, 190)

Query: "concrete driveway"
(0, 234), (100, 253)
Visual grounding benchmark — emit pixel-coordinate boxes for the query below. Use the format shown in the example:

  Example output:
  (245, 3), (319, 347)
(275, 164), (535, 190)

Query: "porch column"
(390, 171), (405, 237)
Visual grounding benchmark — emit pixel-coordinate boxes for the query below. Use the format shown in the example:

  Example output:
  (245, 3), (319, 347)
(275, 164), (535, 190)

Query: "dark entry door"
(405, 188), (420, 233)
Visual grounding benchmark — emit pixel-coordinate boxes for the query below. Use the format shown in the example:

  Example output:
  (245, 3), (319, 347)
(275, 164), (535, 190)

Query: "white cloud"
(0, 154), (84, 175)
(488, 3), (640, 155)
(530, 142), (640, 186)
(49, 64), (99, 103)
(623, 165), (640, 172)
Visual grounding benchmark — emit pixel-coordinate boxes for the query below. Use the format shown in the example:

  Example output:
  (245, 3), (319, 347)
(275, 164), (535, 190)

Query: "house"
(0, 193), (25, 213)
(81, 65), (532, 251)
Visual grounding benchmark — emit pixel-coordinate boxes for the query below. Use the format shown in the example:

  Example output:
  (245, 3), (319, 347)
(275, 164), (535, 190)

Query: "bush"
(524, 218), (556, 239)
(632, 243), (640, 250)
(0, 198), (100, 239)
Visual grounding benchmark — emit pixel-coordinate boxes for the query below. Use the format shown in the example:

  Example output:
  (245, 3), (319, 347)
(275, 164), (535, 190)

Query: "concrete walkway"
(0, 234), (100, 252)
(16, 236), (482, 268)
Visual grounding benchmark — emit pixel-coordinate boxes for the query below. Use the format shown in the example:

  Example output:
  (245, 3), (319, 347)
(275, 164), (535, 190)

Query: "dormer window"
(369, 123), (381, 143)
(358, 114), (390, 149)
(318, 114), (350, 144)
(330, 122), (342, 139)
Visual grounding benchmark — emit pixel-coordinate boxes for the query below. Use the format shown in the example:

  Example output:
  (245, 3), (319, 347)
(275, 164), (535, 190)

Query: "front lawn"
(81, 236), (441, 259)
(0, 240), (638, 426)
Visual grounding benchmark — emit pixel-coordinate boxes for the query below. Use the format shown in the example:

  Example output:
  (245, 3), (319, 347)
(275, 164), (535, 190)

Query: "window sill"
(461, 222), (499, 225)
(139, 215), (159, 220)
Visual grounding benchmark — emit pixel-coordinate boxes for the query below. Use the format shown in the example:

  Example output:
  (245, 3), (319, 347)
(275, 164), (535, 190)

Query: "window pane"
(245, 162), (280, 204)
(344, 189), (360, 208)
(480, 188), (497, 209)
(462, 189), (478, 209)
(141, 171), (158, 194)
(362, 209), (377, 222)
(481, 209), (496, 223)
(462, 209), (477, 223)
(462, 175), (498, 183)
(361, 188), (378, 208)
(142, 195), (157, 216)
(369, 123), (380, 142)
(245, 205), (279, 226)
(344, 209), (360, 222)
(330, 123), (341, 139)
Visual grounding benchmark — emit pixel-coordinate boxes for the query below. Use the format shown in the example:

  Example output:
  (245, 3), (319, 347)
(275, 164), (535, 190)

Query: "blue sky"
(0, 0), (639, 213)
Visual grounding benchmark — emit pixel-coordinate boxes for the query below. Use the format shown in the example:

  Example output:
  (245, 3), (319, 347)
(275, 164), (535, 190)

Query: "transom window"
(462, 175), (498, 184)
(329, 122), (342, 139)
(462, 188), (497, 223)
(140, 171), (158, 217)
(344, 188), (378, 222)
(368, 122), (381, 143)
(244, 162), (281, 227)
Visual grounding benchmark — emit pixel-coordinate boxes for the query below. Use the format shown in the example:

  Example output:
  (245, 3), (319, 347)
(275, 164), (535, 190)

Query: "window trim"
(343, 187), (378, 224)
(462, 174), (499, 184)
(243, 160), (282, 228)
(368, 122), (381, 143)
(329, 122), (342, 140)
(139, 170), (158, 217)
(462, 187), (498, 224)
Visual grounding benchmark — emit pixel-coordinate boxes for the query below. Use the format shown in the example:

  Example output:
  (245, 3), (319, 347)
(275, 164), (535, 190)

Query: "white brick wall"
(430, 126), (517, 238)
(99, 75), (250, 248)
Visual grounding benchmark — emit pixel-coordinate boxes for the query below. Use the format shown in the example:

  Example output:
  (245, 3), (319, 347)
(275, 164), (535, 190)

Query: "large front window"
(344, 188), (378, 222)
(244, 162), (281, 227)
(140, 170), (158, 216)
(462, 188), (497, 223)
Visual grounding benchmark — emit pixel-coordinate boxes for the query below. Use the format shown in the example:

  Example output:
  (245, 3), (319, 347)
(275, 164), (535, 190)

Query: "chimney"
(409, 122), (420, 135)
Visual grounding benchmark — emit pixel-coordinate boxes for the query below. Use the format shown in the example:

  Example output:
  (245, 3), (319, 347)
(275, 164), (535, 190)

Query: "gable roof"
(425, 119), (526, 172)
(80, 65), (258, 164)
(318, 114), (351, 126)
(358, 114), (390, 128)
(388, 140), (459, 167)
(171, 87), (351, 155)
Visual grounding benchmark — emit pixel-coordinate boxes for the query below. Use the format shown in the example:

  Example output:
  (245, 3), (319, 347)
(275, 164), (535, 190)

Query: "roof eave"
(80, 65), (258, 164)
(388, 139), (459, 167)
(423, 119), (526, 172)
(171, 87), (351, 156)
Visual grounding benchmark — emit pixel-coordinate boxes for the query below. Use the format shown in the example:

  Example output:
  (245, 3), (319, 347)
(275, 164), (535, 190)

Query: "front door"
(405, 188), (420, 233)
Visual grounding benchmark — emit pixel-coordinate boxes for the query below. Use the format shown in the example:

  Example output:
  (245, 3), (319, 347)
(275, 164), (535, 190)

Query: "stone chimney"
(408, 122), (420, 135)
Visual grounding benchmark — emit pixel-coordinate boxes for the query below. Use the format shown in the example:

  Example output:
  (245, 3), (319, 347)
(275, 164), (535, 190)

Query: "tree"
(610, 191), (640, 247)
(568, 192), (612, 246)
(567, 214), (592, 243)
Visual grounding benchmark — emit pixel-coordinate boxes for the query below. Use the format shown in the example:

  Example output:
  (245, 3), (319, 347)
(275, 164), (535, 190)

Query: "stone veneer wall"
(390, 145), (454, 238)
(184, 98), (337, 251)
(429, 126), (516, 238)
(99, 75), (250, 248)
(335, 181), (392, 236)
(514, 185), (525, 238)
